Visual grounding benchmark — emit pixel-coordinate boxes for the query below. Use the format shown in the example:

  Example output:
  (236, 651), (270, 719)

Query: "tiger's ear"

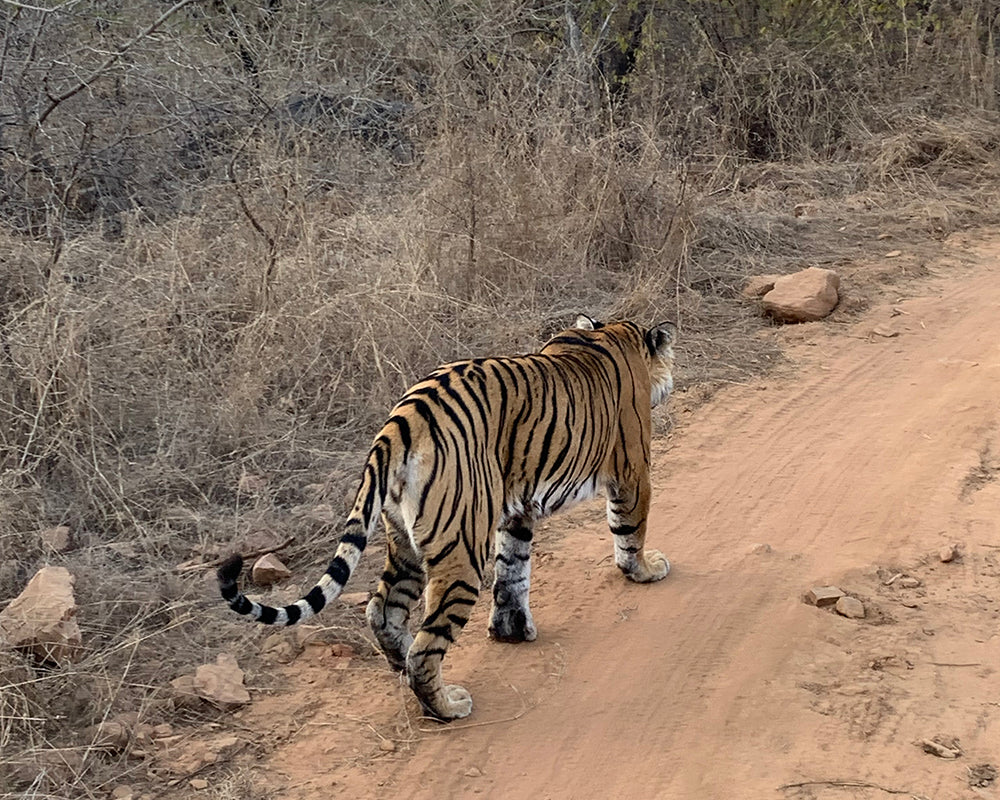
(645, 321), (677, 355)
(575, 314), (603, 330)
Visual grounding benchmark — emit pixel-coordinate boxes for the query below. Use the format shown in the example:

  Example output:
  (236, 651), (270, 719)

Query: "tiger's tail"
(217, 440), (391, 626)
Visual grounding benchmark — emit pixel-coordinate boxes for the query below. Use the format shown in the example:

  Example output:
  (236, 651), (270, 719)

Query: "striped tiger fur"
(218, 315), (677, 720)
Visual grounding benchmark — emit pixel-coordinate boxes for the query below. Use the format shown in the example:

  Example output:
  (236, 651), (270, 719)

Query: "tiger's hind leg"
(407, 566), (481, 721)
(366, 512), (425, 672)
(607, 474), (670, 583)
(488, 522), (537, 643)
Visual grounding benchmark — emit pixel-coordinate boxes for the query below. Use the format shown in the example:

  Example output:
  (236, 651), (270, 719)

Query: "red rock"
(762, 267), (840, 322)
(806, 586), (844, 607)
(835, 596), (865, 619)
(193, 653), (251, 709)
(252, 553), (292, 586)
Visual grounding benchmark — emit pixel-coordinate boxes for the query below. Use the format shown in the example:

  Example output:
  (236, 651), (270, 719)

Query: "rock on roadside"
(741, 274), (781, 300)
(0, 566), (82, 664)
(805, 586), (845, 607)
(835, 596), (866, 619)
(252, 553), (292, 586)
(192, 653), (251, 709)
(761, 267), (840, 323)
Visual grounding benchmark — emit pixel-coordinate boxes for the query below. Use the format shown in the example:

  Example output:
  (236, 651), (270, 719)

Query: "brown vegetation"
(3, 1), (1000, 795)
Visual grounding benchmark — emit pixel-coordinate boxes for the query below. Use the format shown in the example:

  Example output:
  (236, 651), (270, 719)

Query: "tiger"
(218, 315), (677, 721)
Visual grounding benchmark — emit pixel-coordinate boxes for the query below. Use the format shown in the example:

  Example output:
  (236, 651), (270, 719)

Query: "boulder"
(0, 566), (82, 664)
(761, 267), (840, 322)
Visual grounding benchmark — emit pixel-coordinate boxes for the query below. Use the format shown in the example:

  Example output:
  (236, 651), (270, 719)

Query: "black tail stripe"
(305, 586), (326, 613)
(259, 605), (278, 625)
(284, 603), (302, 624)
(341, 531), (368, 551)
(327, 556), (350, 585)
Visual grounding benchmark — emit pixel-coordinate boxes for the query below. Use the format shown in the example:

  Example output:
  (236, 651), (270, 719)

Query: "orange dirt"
(226, 232), (1000, 800)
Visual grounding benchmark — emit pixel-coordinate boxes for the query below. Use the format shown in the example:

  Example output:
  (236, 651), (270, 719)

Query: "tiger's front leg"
(607, 475), (670, 583)
(488, 522), (537, 643)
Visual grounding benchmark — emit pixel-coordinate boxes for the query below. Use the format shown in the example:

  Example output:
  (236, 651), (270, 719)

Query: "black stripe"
(508, 526), (533, 542)
(327, 556), (350, 585)
(304, 586), (326, 613)
(390, 415), (412, 451)
(341, 531), (367, 551)
(284, 603), (302, 624)
(421, 624), (456, 642)
(258, 605), (278, 624)
(232, 596), (252, 614)
(362, 463), (376, 523)
(425, 536), (459, 567)
(611, 523), (640, 537)
(408, 647), (447, 659)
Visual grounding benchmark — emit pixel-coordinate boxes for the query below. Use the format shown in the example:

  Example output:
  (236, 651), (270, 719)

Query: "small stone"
(939, 545), (958, 563)
(885, 250), (902, 258)
(899, 576), (922, 589)
(749, 543), (772, 554)
(86, 720), (130, 751)
(261, 632), (300, 663)
(252, 554), (292, 586)
(968, 763), (998, 788)
(189, 779), (209, 790)
(806, 586), (845, 607)
(835, 596), (866, 619)
(340, 592), (370, 607)
(153, 723), (174, 738)
(110, 786), (135, 800)
(329, 642), (356, 658)
(378, 739), (397, 752)
(193, 653), (251, 709)
(39, 526), (73, 553)
(871, 325), (899, 338)
(921, 736), (961, 759)
(741, 274), (780, 300)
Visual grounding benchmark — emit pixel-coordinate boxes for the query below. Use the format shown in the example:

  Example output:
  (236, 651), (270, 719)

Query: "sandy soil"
(216, 231), (999, 800)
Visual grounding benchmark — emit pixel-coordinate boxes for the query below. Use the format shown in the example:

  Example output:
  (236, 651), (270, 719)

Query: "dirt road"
(235, 233), (1000, 800)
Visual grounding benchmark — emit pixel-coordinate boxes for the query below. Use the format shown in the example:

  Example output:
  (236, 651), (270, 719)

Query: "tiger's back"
(219, 316), (676, 720)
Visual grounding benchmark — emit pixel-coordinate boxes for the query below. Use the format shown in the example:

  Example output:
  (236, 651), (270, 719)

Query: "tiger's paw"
(625, 549), (671, 583)
(488, 606), (537, 643)
(424, 684), (474, 721)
